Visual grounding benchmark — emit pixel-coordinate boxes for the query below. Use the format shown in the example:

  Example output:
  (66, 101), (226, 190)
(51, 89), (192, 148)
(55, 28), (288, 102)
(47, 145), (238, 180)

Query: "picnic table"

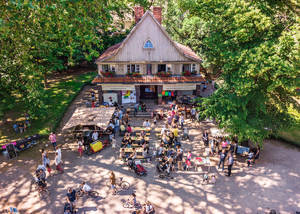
(121, 147), (144, 159)
(194, 157), (211, 172)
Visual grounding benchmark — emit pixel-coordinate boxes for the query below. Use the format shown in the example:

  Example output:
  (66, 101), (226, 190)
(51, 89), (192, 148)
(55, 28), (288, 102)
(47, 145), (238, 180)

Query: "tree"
(172, 0), (300, 144)
(0, 0), (148, 118)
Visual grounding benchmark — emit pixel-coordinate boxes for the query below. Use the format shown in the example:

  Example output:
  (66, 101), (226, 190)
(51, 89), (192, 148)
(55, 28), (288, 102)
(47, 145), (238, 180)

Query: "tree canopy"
(162, 0), (299, 144)
(0, 0), (150, 118)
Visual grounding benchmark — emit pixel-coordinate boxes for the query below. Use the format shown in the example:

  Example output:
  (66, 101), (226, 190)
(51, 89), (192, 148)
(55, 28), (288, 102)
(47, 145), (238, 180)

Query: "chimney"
(153, 7), (162, 24)
(134, 6), (144, 23)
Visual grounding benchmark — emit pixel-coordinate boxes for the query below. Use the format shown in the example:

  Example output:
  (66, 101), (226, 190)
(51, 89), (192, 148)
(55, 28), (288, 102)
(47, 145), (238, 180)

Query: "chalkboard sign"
(237, 146), (250, 154)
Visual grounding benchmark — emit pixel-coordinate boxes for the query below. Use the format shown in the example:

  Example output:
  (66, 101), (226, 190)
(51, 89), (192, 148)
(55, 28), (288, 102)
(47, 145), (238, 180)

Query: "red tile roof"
(96, 42), (122, 62)
(174, 42), (202, 62)
(92, 75), (205, 84)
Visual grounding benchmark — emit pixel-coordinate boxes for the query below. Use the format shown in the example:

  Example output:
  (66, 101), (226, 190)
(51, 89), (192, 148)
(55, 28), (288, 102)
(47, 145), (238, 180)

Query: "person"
(218, 149), (226, 171)
(120, 123), (126, 136)
(13, 123), (19, 133)
(66, 188), (77, 211)
(80, 181), (92, 194)
(42, 149), (51, 175)
(56, 145), (62, 161)
(49, 132), (57, 150)
(110, 171), (117, 194)
(55, 151), (64, 173)
(143, 120), (151, 128)
(182, 127), (189, 140)
(172, 126), (178, 139)
(210, 174), (216, 184)
(25, 113), (30, 127)
(247, 150), (254, 167)
(134, 103), (139, 116)
(111, 136), (116, 149)
(179, 115), (184, 129)
(210, 139), (215, 156)
(185, 151), (192, 171)
(77, 138), (83, 157)
(37, 172), (47, 192)
(114, 117), (120, 136)
(19, 122), (25, 133)
(120, 148), (126, 160)
(227, 152), (234, 176)
(221, 139), (228, 149)
(127, 124), (132, 133)
(92, 131), (99, 141)
(143, 201), (155, 214)
(254, 145), (260, 164)
(91, 91), (95, 102)
(64, 197), (73, 214)
(130, 193), (137, 206)
(176, 145), (183, 171)
(158, 144), (164, 157)
(202, 131), (209, 147)
(191, 107), (196, 121)
(153, 117), (157, 125)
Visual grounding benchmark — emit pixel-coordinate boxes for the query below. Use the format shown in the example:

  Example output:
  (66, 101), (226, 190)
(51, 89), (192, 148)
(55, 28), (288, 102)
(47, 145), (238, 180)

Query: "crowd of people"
(30, 98), (264, 213)
(12, 113), (31, 134)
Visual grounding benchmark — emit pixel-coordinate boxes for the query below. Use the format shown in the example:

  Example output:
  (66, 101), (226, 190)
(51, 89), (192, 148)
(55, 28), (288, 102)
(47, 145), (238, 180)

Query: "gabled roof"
(96, 10), (202, 63)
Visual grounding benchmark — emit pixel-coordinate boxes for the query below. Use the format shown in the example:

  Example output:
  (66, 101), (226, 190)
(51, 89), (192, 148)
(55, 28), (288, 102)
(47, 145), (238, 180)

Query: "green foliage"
(0, 72), (96, 145)
(165, 0), (300, 145)
(0, 0), (144, 118)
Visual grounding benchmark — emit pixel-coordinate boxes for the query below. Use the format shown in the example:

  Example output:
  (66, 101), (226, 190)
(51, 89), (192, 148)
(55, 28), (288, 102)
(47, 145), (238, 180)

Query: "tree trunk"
(44, 73), (48, 88)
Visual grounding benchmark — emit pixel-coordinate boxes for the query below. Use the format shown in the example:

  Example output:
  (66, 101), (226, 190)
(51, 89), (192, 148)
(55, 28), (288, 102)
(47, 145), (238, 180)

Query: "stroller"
(128, 159), (147, 176)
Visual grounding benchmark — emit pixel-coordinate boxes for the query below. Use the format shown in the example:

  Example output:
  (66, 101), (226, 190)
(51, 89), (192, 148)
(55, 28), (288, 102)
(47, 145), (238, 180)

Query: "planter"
(157, 72), (172, 77)
(101, 71), (115, 77)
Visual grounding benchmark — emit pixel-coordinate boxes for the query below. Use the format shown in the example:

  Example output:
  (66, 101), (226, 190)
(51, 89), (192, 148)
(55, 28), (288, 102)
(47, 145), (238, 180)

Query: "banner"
(163, 84), (196, 91)
(102, 84), (135, 91)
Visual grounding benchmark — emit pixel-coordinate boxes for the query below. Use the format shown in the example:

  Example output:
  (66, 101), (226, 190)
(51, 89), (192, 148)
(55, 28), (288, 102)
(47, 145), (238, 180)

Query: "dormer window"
(144, 40), (154, 49)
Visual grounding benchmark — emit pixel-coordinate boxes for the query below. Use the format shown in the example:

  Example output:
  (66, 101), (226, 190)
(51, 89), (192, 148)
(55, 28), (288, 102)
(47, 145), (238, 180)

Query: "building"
(92, 7), (206, 105)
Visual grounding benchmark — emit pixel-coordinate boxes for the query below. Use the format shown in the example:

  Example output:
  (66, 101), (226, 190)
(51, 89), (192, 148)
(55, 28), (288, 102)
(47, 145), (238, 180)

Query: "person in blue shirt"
(13, 123), (19, 133)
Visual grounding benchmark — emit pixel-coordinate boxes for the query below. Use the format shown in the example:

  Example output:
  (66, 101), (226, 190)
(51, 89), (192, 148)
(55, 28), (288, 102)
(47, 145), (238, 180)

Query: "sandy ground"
(0, 87), (300, 214)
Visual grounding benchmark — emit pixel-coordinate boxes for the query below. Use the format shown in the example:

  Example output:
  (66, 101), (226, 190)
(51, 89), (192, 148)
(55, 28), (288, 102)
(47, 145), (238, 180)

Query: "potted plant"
(157, 71), (172, 77)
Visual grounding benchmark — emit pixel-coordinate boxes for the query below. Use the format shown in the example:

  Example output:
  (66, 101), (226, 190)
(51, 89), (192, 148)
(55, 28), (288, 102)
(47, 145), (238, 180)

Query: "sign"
(163, 84), (196, 91)
(122, 90), (136, 104)
(103, 93), (118, 104)
(102, 84), (135, 91)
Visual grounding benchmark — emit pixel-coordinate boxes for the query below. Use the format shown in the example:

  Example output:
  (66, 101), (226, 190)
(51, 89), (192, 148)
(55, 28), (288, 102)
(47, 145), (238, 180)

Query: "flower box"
(101, 70), (115, 77)
(157, 71), (172, 77)
(126, 72), (141, 77)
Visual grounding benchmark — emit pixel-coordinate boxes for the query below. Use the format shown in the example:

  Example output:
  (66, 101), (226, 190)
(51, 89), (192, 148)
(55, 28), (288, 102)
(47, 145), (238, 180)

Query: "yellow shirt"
(173, 128), (178, 137)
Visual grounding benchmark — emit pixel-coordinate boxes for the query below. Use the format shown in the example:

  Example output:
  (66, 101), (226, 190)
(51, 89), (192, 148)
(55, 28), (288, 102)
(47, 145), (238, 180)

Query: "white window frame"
(110, 65), (116, 72)
(191, 64), (196, 72)
(127, 64), (140, 73)
(102, 64), (109, 72)
(143, 40), (154, 49)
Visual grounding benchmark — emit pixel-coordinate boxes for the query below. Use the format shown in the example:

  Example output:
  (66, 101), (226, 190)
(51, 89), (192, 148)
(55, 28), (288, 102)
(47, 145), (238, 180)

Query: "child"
(183, 127), (189, 140)
(78, 138), (83, 157)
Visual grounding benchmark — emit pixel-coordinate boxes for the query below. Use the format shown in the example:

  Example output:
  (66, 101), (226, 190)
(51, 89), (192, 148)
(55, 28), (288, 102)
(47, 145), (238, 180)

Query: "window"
(127, 64), (140, 73)
(158, 64), (167, 72)
(167, 64), (171, 72)
(111, 65), (116, 72)
(192, 64), (196, 73)
(136, 65), (140, 72)
(182, 64), (191, 72)
(144, 40), (154, 49)
(102, 64), (109, 72)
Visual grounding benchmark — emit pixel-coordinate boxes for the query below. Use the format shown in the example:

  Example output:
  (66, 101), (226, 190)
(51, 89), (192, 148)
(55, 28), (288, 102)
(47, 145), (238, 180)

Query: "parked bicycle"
(76, 188), (99, 198)
(106, 177), (130, 192)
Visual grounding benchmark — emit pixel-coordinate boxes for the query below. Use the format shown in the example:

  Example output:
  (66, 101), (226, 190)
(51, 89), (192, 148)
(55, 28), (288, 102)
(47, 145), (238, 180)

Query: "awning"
(163, 84), (196, 91)
(62, 107), (115, 130)
(102, 84), (135, 91)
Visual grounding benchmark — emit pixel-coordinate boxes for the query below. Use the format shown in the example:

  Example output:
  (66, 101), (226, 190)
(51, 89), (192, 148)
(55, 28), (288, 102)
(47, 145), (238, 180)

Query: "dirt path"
(0, 87), (300, 214)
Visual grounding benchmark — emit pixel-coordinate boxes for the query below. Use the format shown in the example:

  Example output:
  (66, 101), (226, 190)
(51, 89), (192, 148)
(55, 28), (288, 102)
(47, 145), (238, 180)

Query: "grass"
(0, 71), (97, 146)
(277, 105), (300, 147)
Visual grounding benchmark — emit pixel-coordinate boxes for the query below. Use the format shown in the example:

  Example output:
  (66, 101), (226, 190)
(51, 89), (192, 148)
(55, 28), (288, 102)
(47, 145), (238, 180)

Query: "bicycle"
(76, 188), (99, 198)
(122, 199), (140, 209)
(106, 177), (130, 192)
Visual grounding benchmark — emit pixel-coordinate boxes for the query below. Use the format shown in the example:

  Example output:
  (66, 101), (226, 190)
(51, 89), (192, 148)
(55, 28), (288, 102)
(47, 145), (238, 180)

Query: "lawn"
(0, 71), (97, 146)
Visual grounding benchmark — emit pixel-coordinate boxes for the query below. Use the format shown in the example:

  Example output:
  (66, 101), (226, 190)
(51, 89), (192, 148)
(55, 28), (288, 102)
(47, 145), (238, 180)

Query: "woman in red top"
(126, 124), (132, 133)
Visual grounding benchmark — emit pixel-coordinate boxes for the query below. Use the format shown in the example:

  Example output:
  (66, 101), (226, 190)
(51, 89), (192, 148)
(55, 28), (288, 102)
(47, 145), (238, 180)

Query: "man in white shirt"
(56, 146), (62, 160)
(143, 120), (151, 128)
(80, 181), (92, 193)
(55, 152), (64, 173)
(92, 131), (99, 141)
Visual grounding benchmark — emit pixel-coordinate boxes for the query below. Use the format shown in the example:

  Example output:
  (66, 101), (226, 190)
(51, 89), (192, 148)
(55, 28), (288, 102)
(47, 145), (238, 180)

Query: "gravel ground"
(0, 87), (299, 214)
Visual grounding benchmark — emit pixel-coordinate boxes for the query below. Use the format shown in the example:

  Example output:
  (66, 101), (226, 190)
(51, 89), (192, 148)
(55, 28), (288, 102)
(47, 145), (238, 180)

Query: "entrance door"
(140, 85), (157, 99)
(146, 64), (152, 75)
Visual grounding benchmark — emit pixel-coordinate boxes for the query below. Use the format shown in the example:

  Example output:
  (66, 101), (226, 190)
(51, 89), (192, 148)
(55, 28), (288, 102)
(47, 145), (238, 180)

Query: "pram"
(128, 159), (147, 176)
